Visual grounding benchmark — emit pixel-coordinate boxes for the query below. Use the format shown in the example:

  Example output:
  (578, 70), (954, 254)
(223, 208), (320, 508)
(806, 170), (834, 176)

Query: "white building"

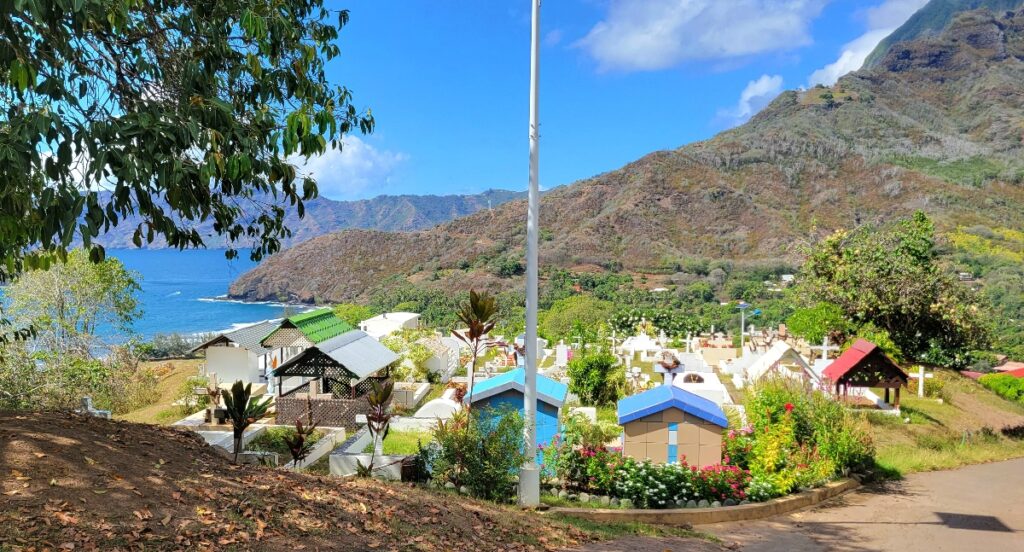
(742, 341), (817, 387)
(191, 320), (283, 392)
(359, 312), (420, 339)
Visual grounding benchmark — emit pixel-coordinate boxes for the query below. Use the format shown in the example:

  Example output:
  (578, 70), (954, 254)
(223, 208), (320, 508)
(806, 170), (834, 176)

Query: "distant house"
(617, 385), (728, 467)
(359, 312), (420, 339)
(191, 320), (281, 391)
(271, 329), (400, 427)
(994, 361), (1024, 373)
(465, 367), (568, 456)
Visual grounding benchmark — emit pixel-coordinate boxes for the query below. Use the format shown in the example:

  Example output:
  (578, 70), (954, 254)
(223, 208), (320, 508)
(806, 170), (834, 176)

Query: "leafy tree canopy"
(332, 303), (376, 327)
(0, 0), (373, 279)
(785, 302), (852, 346)
(795, 212), (990, 367)
(539, 295), (613, 342)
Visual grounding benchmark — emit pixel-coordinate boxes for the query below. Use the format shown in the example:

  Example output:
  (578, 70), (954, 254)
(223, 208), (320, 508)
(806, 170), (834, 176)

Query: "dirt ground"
(1, 411), (601, 551)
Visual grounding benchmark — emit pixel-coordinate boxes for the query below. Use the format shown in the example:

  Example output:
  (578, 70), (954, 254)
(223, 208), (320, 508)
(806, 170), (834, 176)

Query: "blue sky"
(304, 0), (929, 200)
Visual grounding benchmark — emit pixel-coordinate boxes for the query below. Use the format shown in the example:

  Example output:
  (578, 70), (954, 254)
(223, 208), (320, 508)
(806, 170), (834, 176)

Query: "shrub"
(611, 459), (750, 508)
(248, 426), (325, 458)
(978, 373), (1024, 403)
(567, 350), (624, 406)
(742, 378), (872, 496)
(175, 375), (210, 415)
(431, 407), (526, 502)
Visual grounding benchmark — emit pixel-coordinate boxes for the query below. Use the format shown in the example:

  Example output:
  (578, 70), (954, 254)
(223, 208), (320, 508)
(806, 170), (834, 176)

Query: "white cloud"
(576, 0), (828, 72)
(718, 74), (785, 126)
(807, 0), (928, 86)
(292, 135), (407, 200)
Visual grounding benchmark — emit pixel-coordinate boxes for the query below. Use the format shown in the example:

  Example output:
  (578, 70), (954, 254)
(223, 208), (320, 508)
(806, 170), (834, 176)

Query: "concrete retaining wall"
(549, 478), (859, 525)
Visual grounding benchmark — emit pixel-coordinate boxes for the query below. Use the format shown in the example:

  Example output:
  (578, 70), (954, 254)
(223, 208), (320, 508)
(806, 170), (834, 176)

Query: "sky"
(306, 0), (931, 201)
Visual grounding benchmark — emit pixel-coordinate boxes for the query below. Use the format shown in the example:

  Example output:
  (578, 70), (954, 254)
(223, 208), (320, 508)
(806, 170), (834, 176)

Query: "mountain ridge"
(94, 188), (526, 249)
(229, 6), (1024, 304)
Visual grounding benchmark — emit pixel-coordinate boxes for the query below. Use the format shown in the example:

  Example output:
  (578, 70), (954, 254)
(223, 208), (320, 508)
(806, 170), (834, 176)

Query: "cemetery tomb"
(617, 385), (728, 467)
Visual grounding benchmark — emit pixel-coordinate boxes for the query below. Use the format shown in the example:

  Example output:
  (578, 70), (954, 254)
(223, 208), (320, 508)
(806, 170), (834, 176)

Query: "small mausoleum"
(465, 367), (568, 453)
(823, 339), (909, 408)
(617, 385), (728, 467)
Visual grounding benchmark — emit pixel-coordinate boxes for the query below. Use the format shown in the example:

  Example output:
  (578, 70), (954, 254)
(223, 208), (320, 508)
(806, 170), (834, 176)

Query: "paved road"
(705, 458), (1024, 551)
(585, 458), (1024, 551)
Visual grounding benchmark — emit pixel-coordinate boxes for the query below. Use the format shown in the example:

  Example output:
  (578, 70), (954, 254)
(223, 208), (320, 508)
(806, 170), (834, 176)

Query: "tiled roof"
(191, 320), (280, 355)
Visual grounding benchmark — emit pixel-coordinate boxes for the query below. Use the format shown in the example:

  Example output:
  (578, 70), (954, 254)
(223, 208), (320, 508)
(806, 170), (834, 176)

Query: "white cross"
(810, 336), (840, 361)
(908, 365), (934, 397)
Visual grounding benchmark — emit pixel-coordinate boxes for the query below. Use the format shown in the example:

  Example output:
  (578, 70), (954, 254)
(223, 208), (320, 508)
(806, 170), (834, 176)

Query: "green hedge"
(978, 373), (1024, 403)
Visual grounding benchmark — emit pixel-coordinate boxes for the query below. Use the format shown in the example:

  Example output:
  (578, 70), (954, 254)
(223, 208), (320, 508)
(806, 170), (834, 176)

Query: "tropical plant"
(785, 302), (852, 345)
(221, 381), (272, 463)
(566, 349), (624, 406)
(357, 380), (394, 477)
(282, 397), (320, 466)
(453, 290), (498, 403)
(431, 407), (526, 502)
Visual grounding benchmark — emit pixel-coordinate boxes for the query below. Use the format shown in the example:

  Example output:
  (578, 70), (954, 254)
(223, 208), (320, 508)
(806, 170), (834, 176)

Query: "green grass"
(866, 370), (1024, 476)
(548, 514), (720, 543)
(248, 427), (325, 458)
(363, 429), (432, 455)
(595, 405), (618, 425)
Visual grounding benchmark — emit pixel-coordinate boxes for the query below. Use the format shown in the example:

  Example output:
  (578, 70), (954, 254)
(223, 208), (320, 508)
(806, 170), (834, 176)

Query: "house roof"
(263, 308), (352, 345)
(994, 361), (1024, 372)
(822, 339), (908, 385)
(1006, 367), (1024, 378)
(746, 341), (815, 382)
(466, 368), (568, 408)
(617, 385), (728, 427)
(191, 320), (280, 355)
(272, 329), (398, 380)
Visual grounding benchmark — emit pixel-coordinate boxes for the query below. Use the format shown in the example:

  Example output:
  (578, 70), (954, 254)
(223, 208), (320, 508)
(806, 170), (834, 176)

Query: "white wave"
(166, 291), (182, 297)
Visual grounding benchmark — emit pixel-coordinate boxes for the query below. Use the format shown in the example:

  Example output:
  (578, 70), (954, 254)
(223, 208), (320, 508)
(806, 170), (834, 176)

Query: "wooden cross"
(908, 365), (934, 397)
(810, 336), (840, 361)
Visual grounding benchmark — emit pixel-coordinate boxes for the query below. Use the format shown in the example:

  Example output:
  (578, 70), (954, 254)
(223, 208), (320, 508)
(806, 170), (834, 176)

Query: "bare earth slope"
(230, 8), (1024, 304)
(0, 412), (594, 551)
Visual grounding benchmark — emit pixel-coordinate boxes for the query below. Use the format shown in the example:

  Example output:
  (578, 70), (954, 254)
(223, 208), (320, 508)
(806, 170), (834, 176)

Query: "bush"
(567, 350), (624, 406)
(248, 426), (325, 458)
(978, 373), (1024, 403)
(431, 407), (526, 502)
(744, 378), (874, 477)
(611, 459), (750, 508)
(175, 375), (210, 415)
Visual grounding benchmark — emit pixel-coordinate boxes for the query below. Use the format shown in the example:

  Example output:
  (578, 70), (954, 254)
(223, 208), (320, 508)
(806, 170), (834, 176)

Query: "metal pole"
(519, 0), (541, 508)
(739, 308), (745, 356)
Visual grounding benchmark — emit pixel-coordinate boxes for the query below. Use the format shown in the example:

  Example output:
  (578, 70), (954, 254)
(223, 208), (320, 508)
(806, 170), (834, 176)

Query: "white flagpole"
(519, 0), (541, 507)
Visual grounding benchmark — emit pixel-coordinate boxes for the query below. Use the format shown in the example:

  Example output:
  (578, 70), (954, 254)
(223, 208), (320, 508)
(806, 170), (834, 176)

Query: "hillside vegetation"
(230, 8), (1024, 310)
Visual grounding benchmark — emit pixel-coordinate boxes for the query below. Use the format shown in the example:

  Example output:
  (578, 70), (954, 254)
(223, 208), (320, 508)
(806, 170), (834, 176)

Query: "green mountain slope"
(864, 0), (1024, 68)
(230, 7), (1024, 304)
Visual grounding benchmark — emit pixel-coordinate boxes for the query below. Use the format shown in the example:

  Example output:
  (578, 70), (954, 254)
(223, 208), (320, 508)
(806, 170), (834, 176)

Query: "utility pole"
(519, 0), (541, 508)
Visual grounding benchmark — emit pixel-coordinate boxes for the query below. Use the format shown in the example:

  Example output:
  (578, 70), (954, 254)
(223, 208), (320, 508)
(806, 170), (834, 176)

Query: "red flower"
(784, 402), (794, 413)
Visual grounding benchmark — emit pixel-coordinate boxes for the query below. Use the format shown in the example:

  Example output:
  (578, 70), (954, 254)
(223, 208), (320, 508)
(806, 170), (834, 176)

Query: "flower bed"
(545, 378), (875, 509)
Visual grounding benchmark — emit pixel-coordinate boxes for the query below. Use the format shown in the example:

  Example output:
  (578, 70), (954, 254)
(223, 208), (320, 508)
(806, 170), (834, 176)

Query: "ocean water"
(109, 249), (297, 340)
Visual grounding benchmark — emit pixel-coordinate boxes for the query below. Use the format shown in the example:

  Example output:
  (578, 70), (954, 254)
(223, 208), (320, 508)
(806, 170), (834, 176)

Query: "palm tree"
(221, 380), (272, 463)
(454, 290), (499, 405)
